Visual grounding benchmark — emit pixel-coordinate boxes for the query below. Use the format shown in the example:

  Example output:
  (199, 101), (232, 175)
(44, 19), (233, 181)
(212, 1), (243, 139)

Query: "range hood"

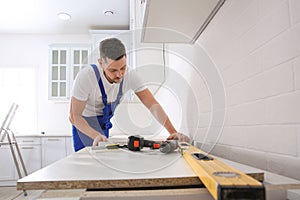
(141, 0), (226, 43)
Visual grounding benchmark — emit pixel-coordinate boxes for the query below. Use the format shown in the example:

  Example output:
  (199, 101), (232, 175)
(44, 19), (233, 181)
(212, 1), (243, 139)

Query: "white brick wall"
(245, 2), (290, 54)
(218, 125), (297, 155)
(265, 91), (300, 123)
(262, 24), (300, 70)
(225, 101), (265, 125)
(297, 126), (300, 156)
(290, 0), (300, 25)
(198, 112), (211, 128)
(294, 57), (300, 90)
(195, 0), (300, 179)
(223, 51), (262, 87)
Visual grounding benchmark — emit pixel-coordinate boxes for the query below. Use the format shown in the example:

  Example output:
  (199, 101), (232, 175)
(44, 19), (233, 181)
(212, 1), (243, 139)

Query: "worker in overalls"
(69, 38), (189, 152)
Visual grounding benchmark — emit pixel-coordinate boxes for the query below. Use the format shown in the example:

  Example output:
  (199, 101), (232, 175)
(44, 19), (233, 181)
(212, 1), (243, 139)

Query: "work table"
(17, 147), (201, 190)
(16, 143), (300, 200)
(17, 145), (264, 191)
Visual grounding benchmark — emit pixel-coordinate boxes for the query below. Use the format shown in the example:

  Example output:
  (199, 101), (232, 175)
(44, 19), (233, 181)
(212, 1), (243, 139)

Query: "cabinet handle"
(21, 147), (34, 149)
(22, 140), (34, 143)
(47, 138), (60, 141)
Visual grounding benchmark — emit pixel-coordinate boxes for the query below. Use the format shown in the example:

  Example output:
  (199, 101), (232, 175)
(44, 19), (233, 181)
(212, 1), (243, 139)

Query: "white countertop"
(15, 133), (72, 137)
(18, 147), (194, 182)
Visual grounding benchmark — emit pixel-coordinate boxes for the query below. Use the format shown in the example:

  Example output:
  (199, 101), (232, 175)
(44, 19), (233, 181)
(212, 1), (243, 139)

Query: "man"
(69, 38), (189, 152)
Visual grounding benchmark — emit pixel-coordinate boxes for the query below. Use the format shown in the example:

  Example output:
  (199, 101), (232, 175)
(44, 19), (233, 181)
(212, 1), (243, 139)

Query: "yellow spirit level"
(180, 143), (265, 200)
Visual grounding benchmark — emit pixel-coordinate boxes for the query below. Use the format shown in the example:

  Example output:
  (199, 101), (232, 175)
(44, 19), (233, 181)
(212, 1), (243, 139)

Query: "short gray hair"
(99, 38), (126, 63)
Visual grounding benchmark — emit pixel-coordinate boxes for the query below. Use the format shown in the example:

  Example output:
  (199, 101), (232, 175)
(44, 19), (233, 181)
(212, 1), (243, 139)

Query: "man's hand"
(92, 134), (108, 146)
(167, 133), (190, 143)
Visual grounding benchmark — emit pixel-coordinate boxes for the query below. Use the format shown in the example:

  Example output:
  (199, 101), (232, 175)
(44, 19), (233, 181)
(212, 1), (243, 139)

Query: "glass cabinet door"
(71, 48), (90, 81)
(49, 49), (69, 99)
(49, 45), (91, 100)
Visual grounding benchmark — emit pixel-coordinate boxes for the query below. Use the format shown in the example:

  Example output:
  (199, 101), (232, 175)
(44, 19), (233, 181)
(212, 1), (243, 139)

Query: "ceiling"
(0, 0), (130, 34)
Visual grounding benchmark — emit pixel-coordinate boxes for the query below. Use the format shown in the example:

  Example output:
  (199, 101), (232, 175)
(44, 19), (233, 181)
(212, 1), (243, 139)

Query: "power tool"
(127, 135), (178, 153)
(127, 135), (161, 151)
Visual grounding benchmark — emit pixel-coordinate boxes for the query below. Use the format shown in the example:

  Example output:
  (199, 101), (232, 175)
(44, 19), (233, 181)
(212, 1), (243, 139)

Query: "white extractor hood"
(141, 0), (226, 43)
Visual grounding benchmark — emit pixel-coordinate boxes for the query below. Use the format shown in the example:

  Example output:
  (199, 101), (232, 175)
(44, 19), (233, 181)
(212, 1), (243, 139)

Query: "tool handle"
(144, 139), (160, 149)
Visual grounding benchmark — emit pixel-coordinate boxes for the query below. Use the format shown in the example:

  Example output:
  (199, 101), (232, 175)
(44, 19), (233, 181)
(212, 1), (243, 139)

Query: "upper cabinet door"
(49, 45), (91, 101)
(49, 48), (69, 99)
(70, 47), (90, 89)
(141, 0), (225, 43)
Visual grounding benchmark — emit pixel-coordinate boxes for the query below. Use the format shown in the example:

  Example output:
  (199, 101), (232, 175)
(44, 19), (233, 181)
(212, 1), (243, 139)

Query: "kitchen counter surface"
(17, 144), (265, 191)
(17, 146), (201, 190)
(15, 133), (72, 137)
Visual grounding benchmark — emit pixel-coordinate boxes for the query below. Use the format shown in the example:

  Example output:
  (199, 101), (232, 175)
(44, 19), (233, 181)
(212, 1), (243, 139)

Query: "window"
(49, 45), (91, 100)
(0, 67), (37, 133)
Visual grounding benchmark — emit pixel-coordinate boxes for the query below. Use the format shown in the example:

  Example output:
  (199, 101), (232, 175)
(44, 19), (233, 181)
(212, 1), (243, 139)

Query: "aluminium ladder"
(0, 103), (28, 196)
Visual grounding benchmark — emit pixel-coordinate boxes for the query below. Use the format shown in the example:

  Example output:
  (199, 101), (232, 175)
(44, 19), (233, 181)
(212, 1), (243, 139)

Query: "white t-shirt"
(71, 65), (147, 117)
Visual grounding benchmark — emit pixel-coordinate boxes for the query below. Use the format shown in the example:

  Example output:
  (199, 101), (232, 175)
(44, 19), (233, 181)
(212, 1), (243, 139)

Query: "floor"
(0, 187), (83, 200)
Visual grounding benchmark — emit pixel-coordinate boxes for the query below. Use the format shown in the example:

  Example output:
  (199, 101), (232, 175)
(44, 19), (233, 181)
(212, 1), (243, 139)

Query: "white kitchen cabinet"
(15, 137), (42, 179)
(49, 47), (69, 99)
(0, 135), (73, 185)
(17, 145), (41, 176)
(0, 146), (15, 183)
(65, 136), (74, 156)
(42, 137), (66, 167)
(0, 137), (42, 186)
(140, 0), (225, 43)
(49, 45), (91, 100)
(17, 146), (41, 176)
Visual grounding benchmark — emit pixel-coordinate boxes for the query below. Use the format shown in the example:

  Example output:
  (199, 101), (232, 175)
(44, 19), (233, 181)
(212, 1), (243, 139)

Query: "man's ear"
(98, 59), (104, 69)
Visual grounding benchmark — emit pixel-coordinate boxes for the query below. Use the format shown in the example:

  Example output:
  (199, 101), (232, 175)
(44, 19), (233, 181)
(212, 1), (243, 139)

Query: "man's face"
(99, 56), (127, 84)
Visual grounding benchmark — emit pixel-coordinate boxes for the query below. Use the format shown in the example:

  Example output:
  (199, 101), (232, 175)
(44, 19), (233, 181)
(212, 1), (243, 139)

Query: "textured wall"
(195, 0), (300, 180)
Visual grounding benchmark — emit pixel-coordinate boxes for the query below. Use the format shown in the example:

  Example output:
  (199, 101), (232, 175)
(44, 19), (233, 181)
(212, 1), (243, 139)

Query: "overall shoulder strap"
(116, 80), (124, 103)
(91, 64), (107, 105)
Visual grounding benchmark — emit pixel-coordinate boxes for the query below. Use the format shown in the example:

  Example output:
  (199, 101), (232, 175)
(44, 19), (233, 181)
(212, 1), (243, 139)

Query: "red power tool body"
(127, 135), (161, 151)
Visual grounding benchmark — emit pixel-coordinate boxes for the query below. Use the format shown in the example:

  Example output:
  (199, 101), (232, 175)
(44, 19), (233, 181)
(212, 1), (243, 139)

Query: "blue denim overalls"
(72, 64), (123, 152)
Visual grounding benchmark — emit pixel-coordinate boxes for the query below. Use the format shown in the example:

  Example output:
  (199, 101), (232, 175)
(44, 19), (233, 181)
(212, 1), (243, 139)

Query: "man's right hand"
(167, 132), (190, 143)
(92, 134), (108, 146)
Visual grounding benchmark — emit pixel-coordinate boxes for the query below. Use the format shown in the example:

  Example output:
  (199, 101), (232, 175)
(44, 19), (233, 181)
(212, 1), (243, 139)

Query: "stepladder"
(0, 103), (28, 196)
